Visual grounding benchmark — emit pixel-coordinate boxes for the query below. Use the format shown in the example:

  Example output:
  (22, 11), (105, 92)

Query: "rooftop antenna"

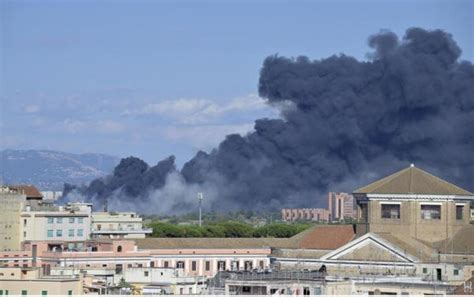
(197, 192), (204, 227)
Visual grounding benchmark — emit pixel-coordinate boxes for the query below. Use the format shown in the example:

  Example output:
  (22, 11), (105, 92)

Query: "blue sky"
(1, 0), (473, 167)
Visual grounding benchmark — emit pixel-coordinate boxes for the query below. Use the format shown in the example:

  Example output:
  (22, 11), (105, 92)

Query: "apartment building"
(0, 267), (83, 295)
(1, 186), (92, 251)
(281, 208), (330, 222)
(328, 192), (356, 221)
(91, 211), (152, 239)
(0, 188), (26, 251)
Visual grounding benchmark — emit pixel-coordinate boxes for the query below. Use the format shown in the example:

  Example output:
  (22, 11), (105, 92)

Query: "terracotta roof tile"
(293, 225), (355, 250)
(9, 185), (43, 199)
(134, 237), (290, 249)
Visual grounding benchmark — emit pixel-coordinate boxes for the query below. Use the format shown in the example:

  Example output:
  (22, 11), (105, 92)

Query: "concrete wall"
(366, 200), (470, 243)
(0, 194), (26, 251)
(0, 267), (82, 295)
(22, 213), (91, 242)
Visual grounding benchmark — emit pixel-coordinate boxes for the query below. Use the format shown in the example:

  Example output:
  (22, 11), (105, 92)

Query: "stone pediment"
(321, 233), (418, 264)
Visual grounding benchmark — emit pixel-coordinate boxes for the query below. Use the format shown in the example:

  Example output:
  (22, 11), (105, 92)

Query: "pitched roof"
(353, 165), (473, 196)
(374, 232), (435, 262)
(292, 225), (355, 250)
(8, 185), (43, 199)
(433, 226), (474, 254)
(134, 237), (290, 250)
(451, 276), (474, 295)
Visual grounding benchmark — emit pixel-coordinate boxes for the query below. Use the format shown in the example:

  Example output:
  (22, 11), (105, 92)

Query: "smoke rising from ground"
(62, 28), (474, 214)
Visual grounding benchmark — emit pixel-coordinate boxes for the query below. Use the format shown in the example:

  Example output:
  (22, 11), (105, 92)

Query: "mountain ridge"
(0, 149), (120, 191)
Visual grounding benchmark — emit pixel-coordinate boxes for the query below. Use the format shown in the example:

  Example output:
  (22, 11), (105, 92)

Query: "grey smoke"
(62, 28), (474, 214)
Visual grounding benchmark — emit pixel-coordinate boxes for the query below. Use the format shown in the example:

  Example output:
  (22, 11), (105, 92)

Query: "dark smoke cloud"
(62, 28), (474, 213)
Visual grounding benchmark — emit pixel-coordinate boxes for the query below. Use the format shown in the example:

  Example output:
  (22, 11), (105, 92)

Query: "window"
(77, 229), (83, 236)
(56, 218), (62, 224)
(0, 290), (3, 295)
(176, 261), (185, 269)
(205, 261), (211, 271)
(47, 230), (53, 238)
(421, 205), (441, 220)
(21, 290), (27, 296)
(78, 218), (84, 224)
(137, 264), (143, 268)
(244, 261), (253, 271)
(56, 230), (63, 237)
(191, 261), (197, 271)
(68, 290), (72, 296)
(454, 269), (459, 276)
(68, 229), (74, 237)
(23, 231), (26, 238)
(47, 218), (54, 224)
(381, 204), (400, 219)
(218, 261), (226, 271)
(69, 218), (75, 223)
(117, 246), (122, 252)
(259, 260), (264, 268)
(102, 264), (107, 267)
(144, 271), (149, 277)
(456, 205), (464, 220)
(41, 291), (47, 296)
(164, 261), (169, 268)
(423, 268), (428, 273)
(23, 219), (27, 227)
(127, 264), (132, 268)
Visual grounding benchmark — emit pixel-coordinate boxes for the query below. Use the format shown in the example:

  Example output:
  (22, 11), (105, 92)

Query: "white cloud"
(62, 119), (87, 134)
(24, 105), (40, 113)
(61, 119), (124, 134)
(164, 123), (255, 149)
(96, 120), (124, 134)
(124, 93), (270, 124)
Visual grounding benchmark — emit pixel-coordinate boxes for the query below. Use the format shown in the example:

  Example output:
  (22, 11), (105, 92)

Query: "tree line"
(147, 221), (311, 238)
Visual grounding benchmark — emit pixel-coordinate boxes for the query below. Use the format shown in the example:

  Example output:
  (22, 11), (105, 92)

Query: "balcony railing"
(91, 228), (152, 234)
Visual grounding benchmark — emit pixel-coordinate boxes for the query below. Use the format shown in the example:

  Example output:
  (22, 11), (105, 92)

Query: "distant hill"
(0, 149), (120, 191)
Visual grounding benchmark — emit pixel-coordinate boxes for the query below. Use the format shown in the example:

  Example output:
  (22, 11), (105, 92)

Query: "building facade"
(0, 267), (83, 295)
(91, 211), (152, 239)
(281, 208), (330, 222)
(1, 186), (92, 251)
(328, 192), (356, 221)
(353, 164), (474, 243)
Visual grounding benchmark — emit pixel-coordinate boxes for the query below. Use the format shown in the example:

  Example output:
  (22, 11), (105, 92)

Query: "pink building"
(0, 238), (274, 279)
(281, 208), (330, 222)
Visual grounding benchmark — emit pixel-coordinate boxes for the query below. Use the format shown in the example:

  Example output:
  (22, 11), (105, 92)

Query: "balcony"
(91, 228), (152, 234)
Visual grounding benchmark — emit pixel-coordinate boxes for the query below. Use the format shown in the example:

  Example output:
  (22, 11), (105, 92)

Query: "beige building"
(272, 165), (474, 290)
(353, 164), (473, 243)
(91, 211), (152, 239)
(0, 267), (83, 295)
(1, 186), (92, 251)
(0, 188), (27, 251)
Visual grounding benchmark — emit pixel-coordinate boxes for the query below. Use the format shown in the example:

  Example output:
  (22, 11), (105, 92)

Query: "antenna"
(197, 192), (204, 227)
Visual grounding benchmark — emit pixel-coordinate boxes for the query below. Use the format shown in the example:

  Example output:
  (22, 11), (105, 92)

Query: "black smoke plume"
(62, 28), (474, 214)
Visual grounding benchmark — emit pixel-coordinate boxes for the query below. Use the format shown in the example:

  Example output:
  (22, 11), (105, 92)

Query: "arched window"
(117, 245), (122, 253)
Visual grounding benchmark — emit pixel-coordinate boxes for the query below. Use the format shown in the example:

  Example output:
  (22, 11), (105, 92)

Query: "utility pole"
(197, 192), (204, 227)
